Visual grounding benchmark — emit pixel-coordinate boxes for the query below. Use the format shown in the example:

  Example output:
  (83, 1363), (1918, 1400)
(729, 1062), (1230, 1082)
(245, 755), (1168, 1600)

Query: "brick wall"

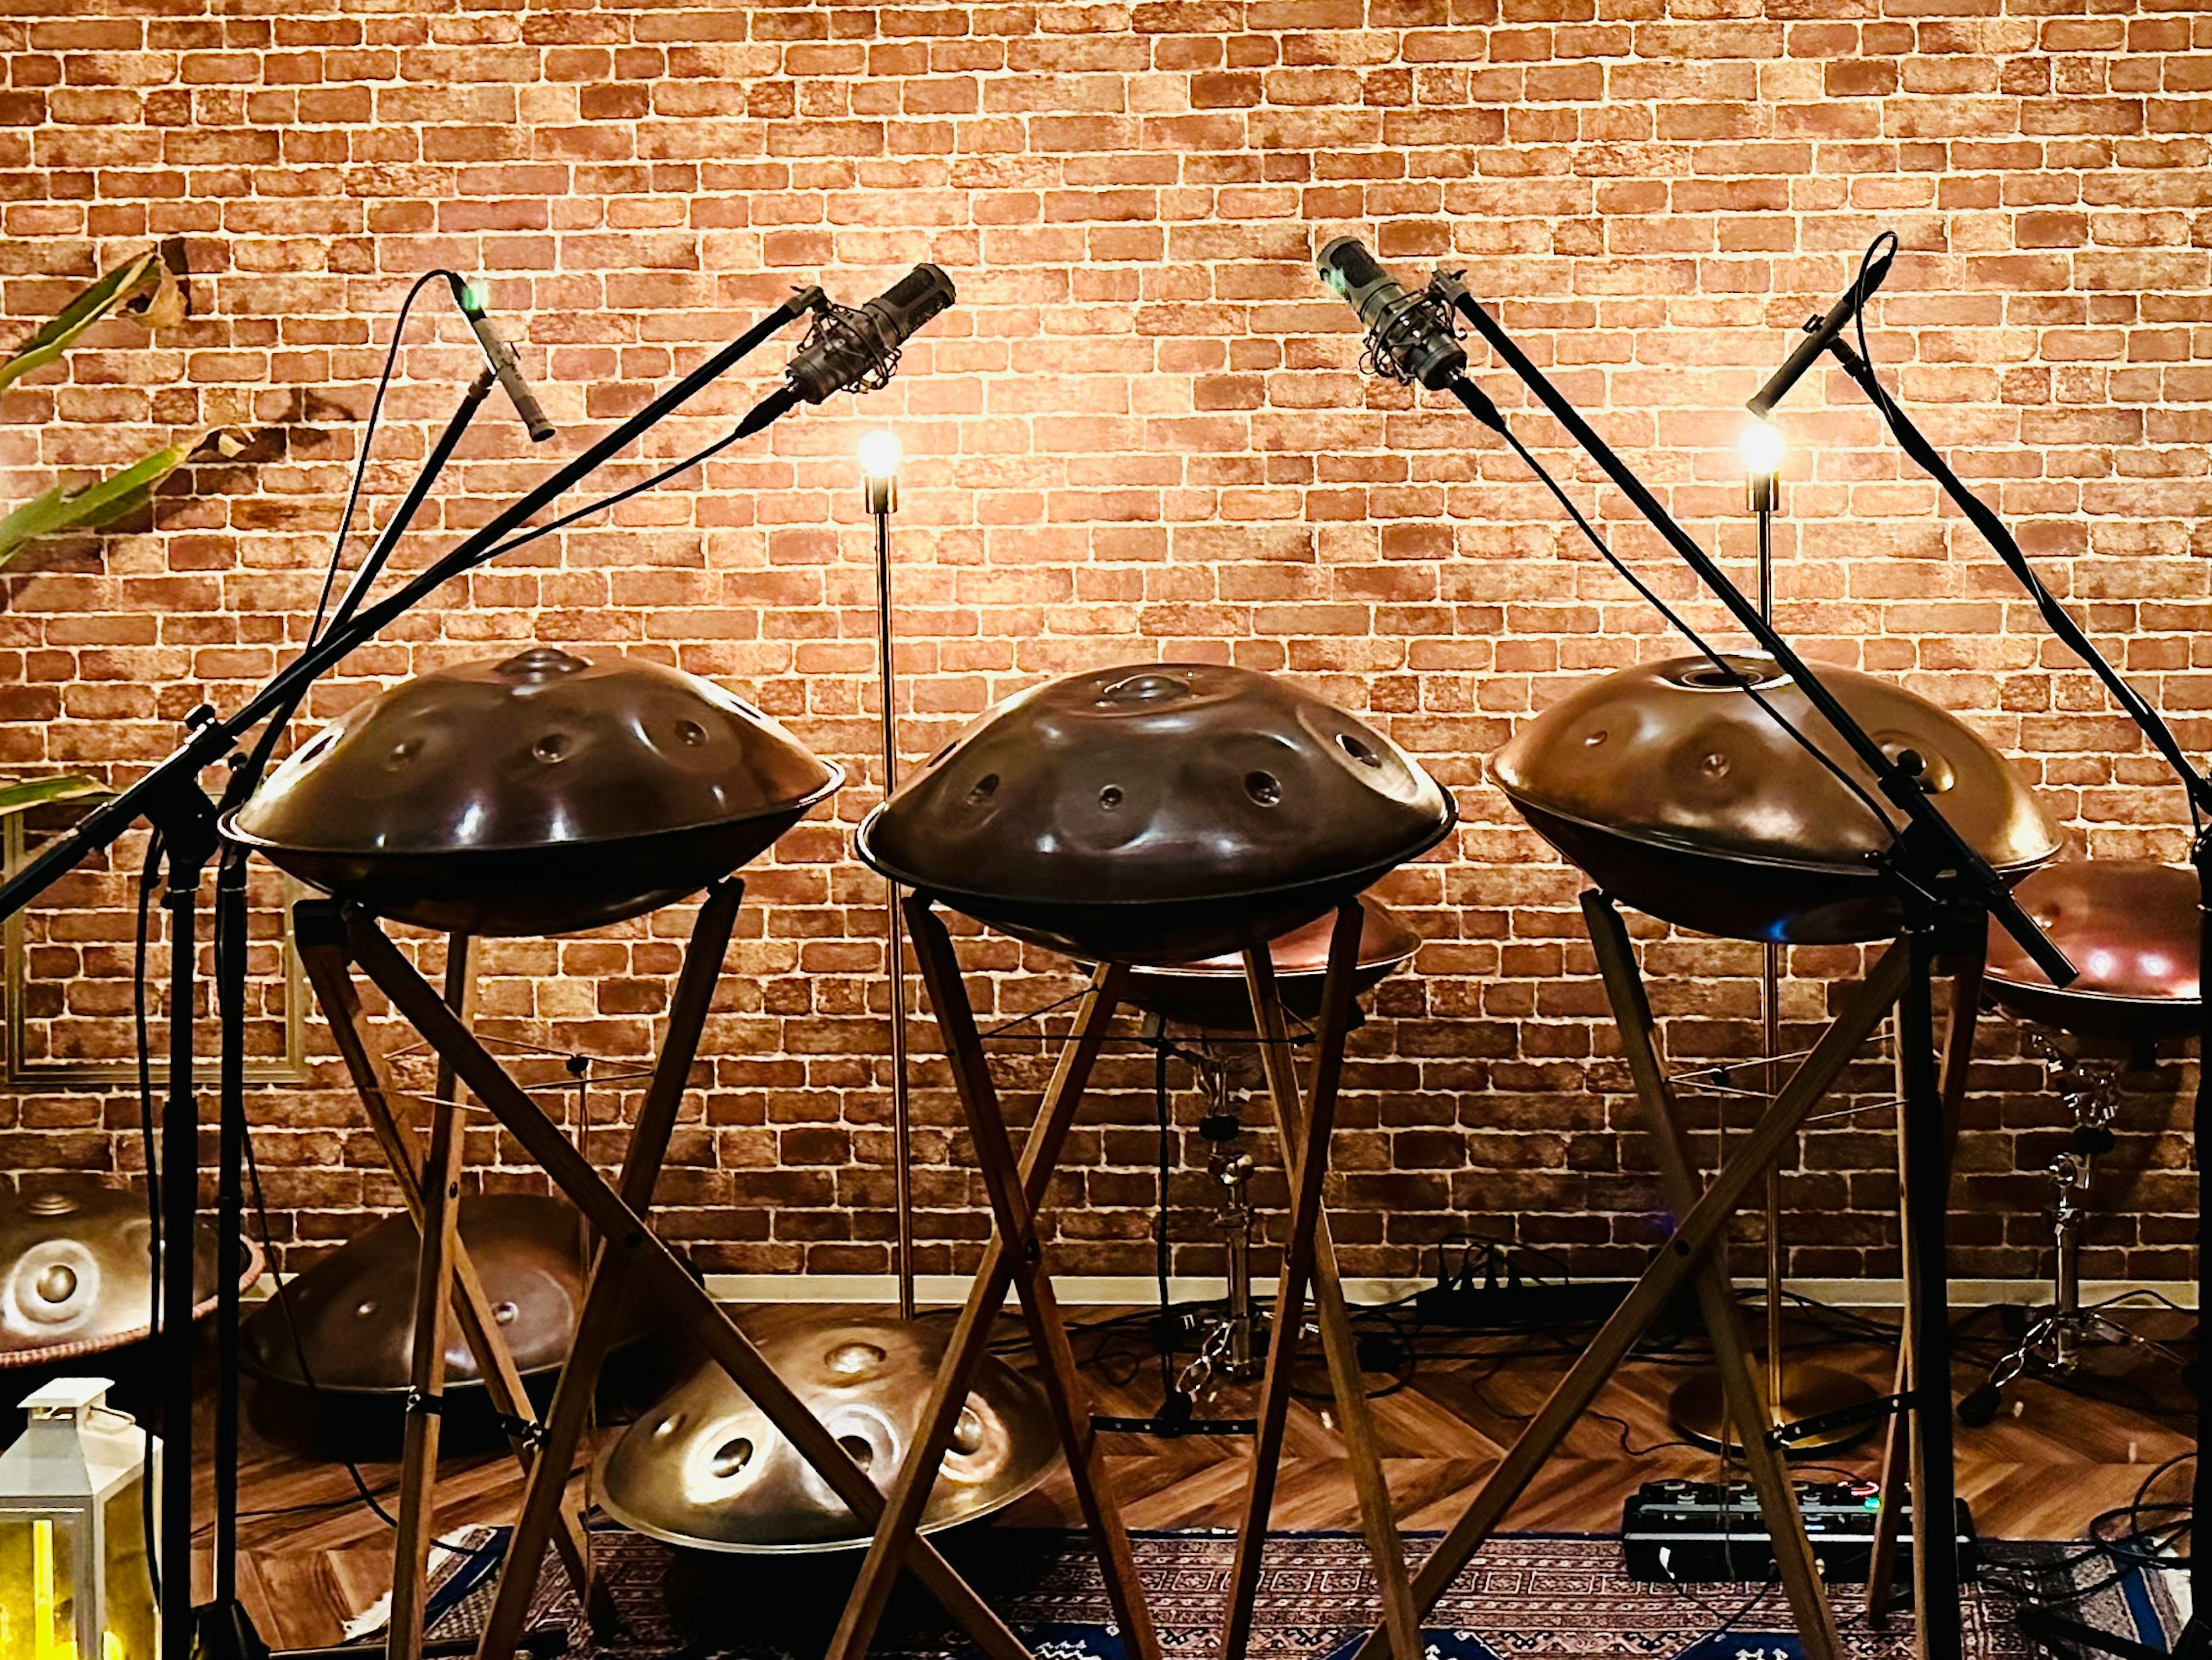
(0, 0), (2205, 1290)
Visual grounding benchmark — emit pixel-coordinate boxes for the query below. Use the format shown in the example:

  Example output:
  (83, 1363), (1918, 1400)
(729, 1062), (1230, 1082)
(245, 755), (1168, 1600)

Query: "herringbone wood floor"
(200, 1302), (2194, 1650)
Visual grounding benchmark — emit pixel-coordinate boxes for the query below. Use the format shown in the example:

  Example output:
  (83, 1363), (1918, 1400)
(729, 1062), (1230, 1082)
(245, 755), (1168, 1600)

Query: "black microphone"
(1316, 236), (1466, 391)
(736, 264), (956, 438)
(1745, 239), (1897, 419)
(445, 275), (555, 443)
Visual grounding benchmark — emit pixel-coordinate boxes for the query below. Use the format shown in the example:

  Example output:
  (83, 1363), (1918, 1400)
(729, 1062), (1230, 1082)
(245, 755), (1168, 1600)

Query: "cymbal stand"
(824, 897), (1422, 1660)
(1393, 273), (2078, 1660)
(0, 286), (824, 1660)
(1816, 319), (2212, 1656)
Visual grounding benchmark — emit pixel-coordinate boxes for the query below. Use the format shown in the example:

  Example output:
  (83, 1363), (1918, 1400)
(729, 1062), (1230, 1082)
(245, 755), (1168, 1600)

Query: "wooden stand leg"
(1338, 939), (1912, 1660)
(1224, 902), (1421, 1660)
(315, 901), (1033, 1660)
(296, 918), (609, 1630)
(904, 901), (1162, 1660)
(827, 943), (1126, 1660)
(1866, 947), (1984, 1620)
(473, 878), (742, 1660)
(1582, 893), (1842, 1660)
(387, 936), (471, 1660)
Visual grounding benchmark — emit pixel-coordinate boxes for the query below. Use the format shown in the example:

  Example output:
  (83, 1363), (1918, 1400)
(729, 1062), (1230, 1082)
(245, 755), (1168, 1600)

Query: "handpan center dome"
(226, 649), (842, 936)
(857, 661), (1456, 963)
(1493, 653), (2060, 944)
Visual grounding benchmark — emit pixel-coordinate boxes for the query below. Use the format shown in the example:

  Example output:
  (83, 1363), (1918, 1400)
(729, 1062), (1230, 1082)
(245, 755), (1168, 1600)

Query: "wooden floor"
(199, 1300), (2196, 1650)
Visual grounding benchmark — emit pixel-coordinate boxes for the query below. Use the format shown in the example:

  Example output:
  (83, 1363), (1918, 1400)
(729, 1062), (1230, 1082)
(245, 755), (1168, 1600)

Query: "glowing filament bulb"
(1738, 418), (1785, 480)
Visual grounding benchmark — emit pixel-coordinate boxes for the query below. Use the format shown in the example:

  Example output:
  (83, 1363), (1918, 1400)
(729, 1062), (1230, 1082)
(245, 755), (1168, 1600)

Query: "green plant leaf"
(0, 441), (195, 566)
(0, 250), (170, 396)
(0, 774), (104, 819)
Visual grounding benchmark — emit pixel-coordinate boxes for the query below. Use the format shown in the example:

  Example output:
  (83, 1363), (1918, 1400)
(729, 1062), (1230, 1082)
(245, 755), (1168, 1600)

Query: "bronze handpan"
(1984, 859), (2201, 1039)
(1120, 894), (1421, 1028)
(226, 646), (842, 936)
(1493, 653), (2061, 944)
(240, 1194), (644, 1395)
(857, 663), (1456, 963)
(596, 1313), (1059, 1553)
(0, 1185), (261, 1367)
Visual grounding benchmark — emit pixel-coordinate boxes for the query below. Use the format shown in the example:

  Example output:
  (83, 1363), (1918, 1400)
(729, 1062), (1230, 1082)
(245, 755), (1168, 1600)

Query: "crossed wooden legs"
(301, 884), (1037, 1660)
(829, 898), (1419, 1660)
(1335, 913), (1914, 1660)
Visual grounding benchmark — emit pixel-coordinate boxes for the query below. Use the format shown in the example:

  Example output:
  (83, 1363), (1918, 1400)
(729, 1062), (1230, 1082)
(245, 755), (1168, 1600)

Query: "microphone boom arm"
(1433, 275), (2077, 988)
(0, 285), (823, 924)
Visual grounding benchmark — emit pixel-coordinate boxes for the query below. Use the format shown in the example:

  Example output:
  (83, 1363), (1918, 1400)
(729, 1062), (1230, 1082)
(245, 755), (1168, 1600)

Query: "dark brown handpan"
(226, 646), (842, 936)
(857, 663), (1456, 963)
(1983, 858), (2200, 1039)
(239, 1193), (647, 1396)
(1493, 652), (2061, 944)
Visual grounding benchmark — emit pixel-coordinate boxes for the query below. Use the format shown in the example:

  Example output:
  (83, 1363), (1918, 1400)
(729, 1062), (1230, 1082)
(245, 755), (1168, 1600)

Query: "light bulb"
(858, 428), (903, 480)
(1738, 418), (1785, 479)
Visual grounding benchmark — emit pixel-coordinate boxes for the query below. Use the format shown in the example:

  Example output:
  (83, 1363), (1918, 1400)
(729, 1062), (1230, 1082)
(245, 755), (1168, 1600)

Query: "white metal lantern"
(0, 1378), (158, 1660)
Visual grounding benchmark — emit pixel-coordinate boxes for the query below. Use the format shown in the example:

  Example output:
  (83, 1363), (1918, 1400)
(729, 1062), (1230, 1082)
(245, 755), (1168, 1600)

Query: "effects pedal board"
(1622, 1478), (1977, 1585)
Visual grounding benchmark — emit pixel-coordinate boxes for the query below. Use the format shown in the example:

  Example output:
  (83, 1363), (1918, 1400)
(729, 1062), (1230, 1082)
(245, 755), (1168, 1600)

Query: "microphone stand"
(1427, 274), (2077, 1660)
(1819, 334), (2212, 1660)
(0, 286), (823, 1660)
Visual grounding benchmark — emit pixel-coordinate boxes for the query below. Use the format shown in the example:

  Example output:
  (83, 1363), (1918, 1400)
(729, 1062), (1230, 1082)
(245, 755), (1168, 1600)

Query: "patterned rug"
(415, 1526), (2131, 1659)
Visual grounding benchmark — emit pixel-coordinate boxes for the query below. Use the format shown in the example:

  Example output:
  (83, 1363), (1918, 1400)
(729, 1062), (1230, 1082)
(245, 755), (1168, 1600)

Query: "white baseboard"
(700, 1272), (2199, 1311)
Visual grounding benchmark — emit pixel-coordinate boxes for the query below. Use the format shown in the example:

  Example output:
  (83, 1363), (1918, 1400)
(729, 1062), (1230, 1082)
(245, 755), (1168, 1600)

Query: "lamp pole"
(861, 428), (916, 1321)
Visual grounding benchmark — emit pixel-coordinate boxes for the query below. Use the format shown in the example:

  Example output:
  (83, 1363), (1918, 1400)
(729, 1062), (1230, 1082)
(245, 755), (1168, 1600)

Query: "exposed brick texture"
(0, 0), (2206, 1290)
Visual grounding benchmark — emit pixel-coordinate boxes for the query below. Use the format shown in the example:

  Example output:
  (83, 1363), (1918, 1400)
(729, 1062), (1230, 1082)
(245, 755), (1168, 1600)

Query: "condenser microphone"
(1316, 236), (1466, 390)
(1746, 239), (1897, 418)
(444, 274), (555, 442)
(736, 264), (956, 437)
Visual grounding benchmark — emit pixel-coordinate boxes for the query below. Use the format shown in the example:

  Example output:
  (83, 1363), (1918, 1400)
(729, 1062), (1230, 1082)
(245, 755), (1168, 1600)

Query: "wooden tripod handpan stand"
(825, 896), (1422, 1660)
(1324, 891), (1988, 1660)
(295, 879), (1064, 1660)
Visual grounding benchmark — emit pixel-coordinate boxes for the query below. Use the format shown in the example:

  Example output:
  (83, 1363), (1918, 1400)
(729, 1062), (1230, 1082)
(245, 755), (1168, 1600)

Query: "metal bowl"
(1118, 894), (1421, 1029)
(596, 1312), (1059, 1553)
(0, 1184), (260, 1368)
(1984, 859), (2200, 1040)
(225, 647), (841, 936)
(858, 663), (1456, 964)
(1493, 653), (2061, 944)
(240, 1194), (652, 1395)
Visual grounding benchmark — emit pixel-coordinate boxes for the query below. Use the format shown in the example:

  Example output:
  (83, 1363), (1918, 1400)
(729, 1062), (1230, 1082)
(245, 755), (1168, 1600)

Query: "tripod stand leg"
(1866, 947), (1983, 1620)
(297, 914), (607, 1627)
(472, 879), (741, 1660)
(905, 903), (1161, 1660)
(1336, 940), (1911, 1660)
(1899, 925), (1964, 1660)
(387, 938), (471, 1660)
(1225, 906), (1421, 1660)
(1582, 893), (1840, 1660)
(335, 903), (1046, 1660)
(827, 947), (1125, 1660)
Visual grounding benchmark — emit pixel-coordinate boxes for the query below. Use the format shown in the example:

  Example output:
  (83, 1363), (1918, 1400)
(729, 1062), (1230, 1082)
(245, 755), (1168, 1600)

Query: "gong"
(857, 663), (1456, 963)
(226, 646), (842, 936)
(1493, 653), (2061, 944)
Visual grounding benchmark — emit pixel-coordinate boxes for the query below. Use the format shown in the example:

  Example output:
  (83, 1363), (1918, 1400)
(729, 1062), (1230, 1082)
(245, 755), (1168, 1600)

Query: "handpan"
(226, 646), (842, 936)
(1493, 652), (2061, 944)
(1119, 894), (1421, 1028)
(595, 1313), (1059, 1552)
(0, 1185), (260, 1367)
(857, 663), (1456, 963)
(1983, 859), (2200, 1039)
(240, 1194), (656, 1395)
